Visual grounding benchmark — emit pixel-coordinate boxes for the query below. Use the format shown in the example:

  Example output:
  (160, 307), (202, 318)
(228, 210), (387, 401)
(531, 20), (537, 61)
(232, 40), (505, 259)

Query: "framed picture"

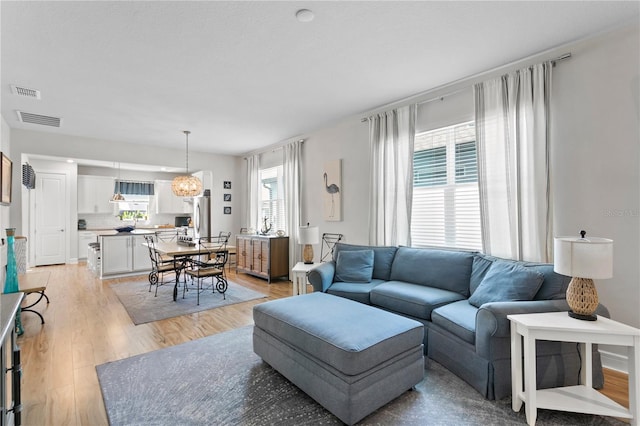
(223, 206), (232, 215)
(223, 181), (232, 189)
(223, 193), (232, 202)
(1, 153), (12, 205)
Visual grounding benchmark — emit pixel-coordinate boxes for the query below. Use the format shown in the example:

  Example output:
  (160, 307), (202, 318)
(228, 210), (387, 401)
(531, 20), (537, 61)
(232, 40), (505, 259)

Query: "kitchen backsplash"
(78, 213), (183, 229)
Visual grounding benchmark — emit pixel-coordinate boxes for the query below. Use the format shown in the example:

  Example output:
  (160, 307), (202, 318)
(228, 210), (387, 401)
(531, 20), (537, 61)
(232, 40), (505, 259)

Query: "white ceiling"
(2, 1), (638, 156)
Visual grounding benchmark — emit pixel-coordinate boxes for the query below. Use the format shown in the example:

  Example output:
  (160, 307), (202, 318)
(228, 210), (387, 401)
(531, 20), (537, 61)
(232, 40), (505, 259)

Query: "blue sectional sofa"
(307, 242), (609, 400)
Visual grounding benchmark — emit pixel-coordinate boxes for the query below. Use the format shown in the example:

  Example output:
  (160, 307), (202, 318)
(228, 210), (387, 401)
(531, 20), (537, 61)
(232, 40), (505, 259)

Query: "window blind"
(411, 121), (481, 251)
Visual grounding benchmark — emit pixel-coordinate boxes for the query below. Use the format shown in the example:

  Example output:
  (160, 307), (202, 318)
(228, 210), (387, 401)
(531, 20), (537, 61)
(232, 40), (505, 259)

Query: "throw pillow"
(468, 261), (544, 308)
(335, 249), (374, 283)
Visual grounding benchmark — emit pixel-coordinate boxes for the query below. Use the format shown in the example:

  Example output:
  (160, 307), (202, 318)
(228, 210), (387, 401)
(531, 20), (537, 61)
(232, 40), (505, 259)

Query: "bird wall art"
(323, 159), (342, 221)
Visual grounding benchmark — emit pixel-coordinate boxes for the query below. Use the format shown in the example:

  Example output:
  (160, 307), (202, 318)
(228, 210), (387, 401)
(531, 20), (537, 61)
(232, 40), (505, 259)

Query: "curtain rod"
(117, 179), (154, 185)
(243, 139), (305, 160)
(361, 53), (571, 122)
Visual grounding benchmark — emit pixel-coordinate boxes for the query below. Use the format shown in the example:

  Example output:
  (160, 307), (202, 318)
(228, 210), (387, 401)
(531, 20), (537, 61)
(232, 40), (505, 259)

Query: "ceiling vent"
(11, 85), (41, 99)
(16, 111), (62, 127)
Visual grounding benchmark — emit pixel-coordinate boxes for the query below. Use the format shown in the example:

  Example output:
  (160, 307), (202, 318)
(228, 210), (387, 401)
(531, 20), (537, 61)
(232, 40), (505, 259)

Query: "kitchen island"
(99, 230), (156, 279)
(97, 228), (196, 279)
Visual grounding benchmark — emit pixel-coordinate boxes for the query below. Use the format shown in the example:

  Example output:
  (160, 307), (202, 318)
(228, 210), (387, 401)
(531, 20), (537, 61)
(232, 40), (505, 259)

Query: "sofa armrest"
(475, 300), (610, 358)
(307, 261), (336, 293)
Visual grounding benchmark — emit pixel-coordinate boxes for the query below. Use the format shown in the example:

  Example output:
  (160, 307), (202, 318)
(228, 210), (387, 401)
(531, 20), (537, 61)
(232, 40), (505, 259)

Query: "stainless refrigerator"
(193, 190), (211, 240)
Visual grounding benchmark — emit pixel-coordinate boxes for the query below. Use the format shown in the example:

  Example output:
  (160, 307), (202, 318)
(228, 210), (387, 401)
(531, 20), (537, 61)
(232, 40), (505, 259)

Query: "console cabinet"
(1, 293), (23, 426)
(236, 235), (289, 283)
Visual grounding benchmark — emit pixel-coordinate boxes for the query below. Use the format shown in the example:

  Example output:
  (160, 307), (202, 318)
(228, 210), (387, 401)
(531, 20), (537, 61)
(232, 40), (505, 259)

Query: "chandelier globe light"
(172, 130), (202, 197)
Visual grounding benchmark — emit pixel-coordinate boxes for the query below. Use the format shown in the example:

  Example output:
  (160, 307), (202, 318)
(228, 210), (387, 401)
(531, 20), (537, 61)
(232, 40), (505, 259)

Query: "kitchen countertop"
(96, 229), (158, 237)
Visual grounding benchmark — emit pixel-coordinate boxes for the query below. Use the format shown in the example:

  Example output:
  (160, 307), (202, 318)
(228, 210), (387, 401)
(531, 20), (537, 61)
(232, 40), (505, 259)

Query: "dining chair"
(184, 237), (229, 305)
(144, 235), (181, 296)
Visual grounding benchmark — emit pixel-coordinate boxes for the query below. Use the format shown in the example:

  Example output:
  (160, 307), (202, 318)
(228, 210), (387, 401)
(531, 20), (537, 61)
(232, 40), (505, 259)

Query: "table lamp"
(299, 224), (319, 264)
(554, 231), (613, 321)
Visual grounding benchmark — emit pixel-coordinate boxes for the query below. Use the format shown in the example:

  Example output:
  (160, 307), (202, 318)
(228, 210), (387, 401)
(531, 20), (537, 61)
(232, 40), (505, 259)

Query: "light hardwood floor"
(17, 263), (630, 425)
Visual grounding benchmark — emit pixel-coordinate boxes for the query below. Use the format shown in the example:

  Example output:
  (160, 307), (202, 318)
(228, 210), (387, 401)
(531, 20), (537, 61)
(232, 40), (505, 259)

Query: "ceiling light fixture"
(171, 130), (202, 197)
(296, 9), (314, 23)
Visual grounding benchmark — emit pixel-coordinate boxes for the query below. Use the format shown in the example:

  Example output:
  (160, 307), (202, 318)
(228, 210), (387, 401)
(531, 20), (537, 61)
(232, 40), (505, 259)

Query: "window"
(260, 165), (285, 232)
(411, 121), (481, 250)
(117, 194), (150, 221)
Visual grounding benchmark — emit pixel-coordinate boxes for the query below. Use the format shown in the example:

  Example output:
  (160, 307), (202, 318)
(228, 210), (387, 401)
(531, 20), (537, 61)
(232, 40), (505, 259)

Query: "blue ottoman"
(253, 292), (424, 425)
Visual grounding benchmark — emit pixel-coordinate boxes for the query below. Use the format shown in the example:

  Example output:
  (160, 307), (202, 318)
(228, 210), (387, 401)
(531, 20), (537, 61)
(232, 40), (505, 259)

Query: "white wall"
(0, 116), (12, 284)
(551, 24), (639, 369)
(277, 23), (640, 368)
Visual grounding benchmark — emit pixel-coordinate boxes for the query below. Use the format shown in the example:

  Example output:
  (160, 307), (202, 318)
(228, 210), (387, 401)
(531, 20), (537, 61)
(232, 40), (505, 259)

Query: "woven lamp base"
(302, 244), (314, 264)
(566, 277), (599, 321)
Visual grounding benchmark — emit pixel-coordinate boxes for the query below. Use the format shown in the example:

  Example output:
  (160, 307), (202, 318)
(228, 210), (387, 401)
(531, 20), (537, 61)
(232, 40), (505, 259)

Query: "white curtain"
(245, 154), (260, 232)
(368, 104), (416, 246)
(283, 140), (302, 266)
(474, 62), (552, 262)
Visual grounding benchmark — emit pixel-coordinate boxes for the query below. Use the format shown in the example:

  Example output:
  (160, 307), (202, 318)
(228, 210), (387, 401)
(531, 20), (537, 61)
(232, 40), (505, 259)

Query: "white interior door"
(35, 173), (67, 265)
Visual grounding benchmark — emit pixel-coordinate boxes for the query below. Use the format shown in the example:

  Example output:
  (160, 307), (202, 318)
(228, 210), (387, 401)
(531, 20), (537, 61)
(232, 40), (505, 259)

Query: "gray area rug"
(110, 279), (267, 325)
(97, 326), (625, 425)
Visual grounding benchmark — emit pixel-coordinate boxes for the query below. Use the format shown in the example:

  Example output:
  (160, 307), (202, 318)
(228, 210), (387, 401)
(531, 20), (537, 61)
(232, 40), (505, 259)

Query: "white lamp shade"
(554, 236), (613, 279)
(298, 226), (319, 245)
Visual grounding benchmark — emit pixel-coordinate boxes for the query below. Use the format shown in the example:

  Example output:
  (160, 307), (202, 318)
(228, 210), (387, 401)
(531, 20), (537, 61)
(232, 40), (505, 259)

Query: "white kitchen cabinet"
(78, 231), (97, 260)
(100, 234), (153, 277)
(132, 235), (152, 271)
(154, 180), (191, 214)
(78, 175), (116, 214)
(101, 235), (132, 275)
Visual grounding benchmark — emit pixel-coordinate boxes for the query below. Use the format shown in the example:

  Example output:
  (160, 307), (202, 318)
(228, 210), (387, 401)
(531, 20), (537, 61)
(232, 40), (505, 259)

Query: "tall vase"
(4, 228), (23, 335)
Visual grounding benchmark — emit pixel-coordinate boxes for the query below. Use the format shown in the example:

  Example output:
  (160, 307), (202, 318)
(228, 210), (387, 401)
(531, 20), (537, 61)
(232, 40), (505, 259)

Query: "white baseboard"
(599, 349), (629, 374)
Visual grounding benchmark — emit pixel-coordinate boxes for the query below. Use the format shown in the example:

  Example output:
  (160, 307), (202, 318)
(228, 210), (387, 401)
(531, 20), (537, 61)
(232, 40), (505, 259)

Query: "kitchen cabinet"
(78, 175), (116, 214)
(77, 231), (97, 260)
(154, 180), (191, 214)
(236, 235), (289, 283)
(132, 235), (152, 271)
(100, 234), (152, 277)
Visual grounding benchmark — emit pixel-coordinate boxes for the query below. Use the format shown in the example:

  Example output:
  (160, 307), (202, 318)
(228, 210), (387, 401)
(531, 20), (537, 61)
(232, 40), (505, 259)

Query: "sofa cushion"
(327, 280), (386, 305)
(472, 253), (570, 300)
(333, 243), (398, 281)
(389, 247), (474, 297)
(528, 264), (570, 300)
(370, 281), (466, 320)
(469, 261), (544, 308)
(431, 300), (478, 345)
(470, 255), (494, 295)
(335, 249), (374, 283)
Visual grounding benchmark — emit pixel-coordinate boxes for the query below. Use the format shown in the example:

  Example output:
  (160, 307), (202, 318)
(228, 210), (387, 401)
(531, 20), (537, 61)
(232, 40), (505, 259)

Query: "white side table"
(291, 262), (321, 296)
(508, 312), (639, 426)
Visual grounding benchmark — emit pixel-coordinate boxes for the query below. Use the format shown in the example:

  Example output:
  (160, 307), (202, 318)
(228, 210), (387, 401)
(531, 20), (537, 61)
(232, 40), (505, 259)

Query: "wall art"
(1, 153), (12, 205)
(322, 159), (341, 221)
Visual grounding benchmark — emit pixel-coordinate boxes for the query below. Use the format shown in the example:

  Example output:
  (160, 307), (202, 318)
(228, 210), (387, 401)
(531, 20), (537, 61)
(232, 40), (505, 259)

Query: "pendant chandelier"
(171, 130), (202, 197)
(110, 162), (125, 203)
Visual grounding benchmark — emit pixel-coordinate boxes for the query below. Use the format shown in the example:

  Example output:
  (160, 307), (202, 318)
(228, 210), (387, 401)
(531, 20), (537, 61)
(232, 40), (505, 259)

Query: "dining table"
(144, 241), (236, 301)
